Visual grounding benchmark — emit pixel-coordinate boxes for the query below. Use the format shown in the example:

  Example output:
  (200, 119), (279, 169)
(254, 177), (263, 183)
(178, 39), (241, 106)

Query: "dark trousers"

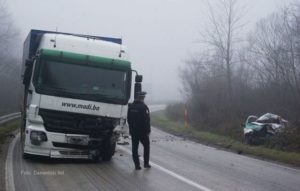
(131, 134), (150, 167)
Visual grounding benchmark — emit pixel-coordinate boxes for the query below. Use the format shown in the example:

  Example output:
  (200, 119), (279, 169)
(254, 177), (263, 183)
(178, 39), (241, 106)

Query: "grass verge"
(151, 110), (300, 167)
(0, 119), (20, 151)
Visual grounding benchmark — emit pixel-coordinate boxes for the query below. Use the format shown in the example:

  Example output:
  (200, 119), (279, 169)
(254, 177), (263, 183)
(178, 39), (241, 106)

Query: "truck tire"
(91, 154), (100, 163)
(101, 139), (116, 161)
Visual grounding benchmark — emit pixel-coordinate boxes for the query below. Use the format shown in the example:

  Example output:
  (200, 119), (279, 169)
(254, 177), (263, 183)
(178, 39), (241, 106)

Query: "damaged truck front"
(21, 29), (143, 161)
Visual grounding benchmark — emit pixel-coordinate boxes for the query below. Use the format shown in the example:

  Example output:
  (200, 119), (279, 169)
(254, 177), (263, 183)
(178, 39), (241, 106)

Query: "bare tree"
(0, 0), (17, 55)
(0, 0), (21, 114)
(178, 1), (300, 142)
(201, 0), (247, 102)
(246, 4), (300, 117)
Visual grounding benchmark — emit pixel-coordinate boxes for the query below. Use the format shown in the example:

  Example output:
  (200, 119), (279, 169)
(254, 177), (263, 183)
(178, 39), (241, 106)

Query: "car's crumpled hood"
(245, 122), (264, 131)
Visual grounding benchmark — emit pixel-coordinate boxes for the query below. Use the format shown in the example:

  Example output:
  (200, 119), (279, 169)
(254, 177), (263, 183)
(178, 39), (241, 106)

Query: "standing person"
(127, 91), (151, 170)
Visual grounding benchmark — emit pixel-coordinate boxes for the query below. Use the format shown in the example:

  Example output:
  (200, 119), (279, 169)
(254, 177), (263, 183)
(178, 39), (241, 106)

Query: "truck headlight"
(30, 131), (47, 145)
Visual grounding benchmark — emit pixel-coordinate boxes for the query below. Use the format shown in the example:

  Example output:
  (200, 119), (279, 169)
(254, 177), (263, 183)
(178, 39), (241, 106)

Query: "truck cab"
(21, 30), (142, 161)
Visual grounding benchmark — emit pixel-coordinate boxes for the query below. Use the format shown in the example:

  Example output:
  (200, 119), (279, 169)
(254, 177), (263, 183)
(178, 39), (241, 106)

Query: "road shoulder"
(0, 120), (20, 191)
(0, 135), (18, 191)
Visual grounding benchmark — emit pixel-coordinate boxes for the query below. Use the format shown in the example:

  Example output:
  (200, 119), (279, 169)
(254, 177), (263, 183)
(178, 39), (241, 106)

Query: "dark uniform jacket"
(127, 100), (151, 136)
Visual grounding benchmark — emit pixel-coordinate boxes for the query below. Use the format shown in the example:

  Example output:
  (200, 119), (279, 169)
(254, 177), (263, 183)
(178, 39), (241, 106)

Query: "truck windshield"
(34, 59), (131, 104)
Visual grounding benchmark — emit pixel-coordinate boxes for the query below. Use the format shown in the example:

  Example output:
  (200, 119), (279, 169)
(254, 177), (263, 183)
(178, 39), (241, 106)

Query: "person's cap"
(136, 91), (147, 97)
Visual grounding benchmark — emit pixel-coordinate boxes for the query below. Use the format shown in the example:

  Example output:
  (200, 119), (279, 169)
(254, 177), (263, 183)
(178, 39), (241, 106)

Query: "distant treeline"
(171, 1), (300, 150)
(0, 0), (21, 115)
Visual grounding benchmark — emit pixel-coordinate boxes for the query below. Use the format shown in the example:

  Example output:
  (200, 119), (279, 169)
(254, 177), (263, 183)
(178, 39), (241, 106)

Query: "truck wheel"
(91, 155), (100, 163)
(102, 140), (116, 161)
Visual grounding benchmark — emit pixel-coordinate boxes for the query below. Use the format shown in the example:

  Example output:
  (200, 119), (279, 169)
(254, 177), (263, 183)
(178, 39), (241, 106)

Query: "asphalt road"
(8, 105), (300, 191)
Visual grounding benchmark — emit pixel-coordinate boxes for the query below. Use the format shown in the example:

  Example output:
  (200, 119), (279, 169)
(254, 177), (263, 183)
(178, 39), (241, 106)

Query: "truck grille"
(39, 108), (117, 135)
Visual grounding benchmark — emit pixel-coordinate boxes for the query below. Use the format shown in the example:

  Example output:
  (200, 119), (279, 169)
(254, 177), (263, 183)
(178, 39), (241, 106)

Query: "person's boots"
(144, 164), (151, 168)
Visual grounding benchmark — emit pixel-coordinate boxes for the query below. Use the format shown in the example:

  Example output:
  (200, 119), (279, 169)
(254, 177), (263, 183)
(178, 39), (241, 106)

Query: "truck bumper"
(23, 124), (95, 159)
(24, 146), (91, 159)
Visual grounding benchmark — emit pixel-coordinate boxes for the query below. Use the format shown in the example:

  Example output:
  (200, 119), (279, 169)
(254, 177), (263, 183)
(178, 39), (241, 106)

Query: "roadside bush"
(165, 103), (185, 122)
(165, 102), (244, 141)
(165, 102), (300, 153)
(264, 126), (300, 152)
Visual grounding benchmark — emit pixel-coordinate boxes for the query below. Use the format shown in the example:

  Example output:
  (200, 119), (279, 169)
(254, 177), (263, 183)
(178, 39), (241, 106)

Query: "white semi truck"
(21, 29), (143, 161)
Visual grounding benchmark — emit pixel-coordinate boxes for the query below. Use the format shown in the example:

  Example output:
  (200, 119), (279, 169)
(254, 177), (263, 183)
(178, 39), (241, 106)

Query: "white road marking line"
(5, 133), (19, 191)
(118, 146), (213, 191)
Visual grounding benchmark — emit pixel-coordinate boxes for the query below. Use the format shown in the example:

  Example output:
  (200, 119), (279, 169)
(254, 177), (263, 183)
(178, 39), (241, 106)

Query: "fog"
(7, 0), (294, 102)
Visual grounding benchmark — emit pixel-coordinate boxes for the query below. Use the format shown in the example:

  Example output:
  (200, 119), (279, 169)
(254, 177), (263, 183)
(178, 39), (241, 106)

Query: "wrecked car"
(243, 113), (288, 145)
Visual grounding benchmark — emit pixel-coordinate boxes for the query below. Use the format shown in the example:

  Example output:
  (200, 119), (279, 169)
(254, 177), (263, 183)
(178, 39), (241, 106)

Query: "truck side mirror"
(134, 83), (142, 99)
(135, 75), (143, 83)
(134, 75), (143, 99)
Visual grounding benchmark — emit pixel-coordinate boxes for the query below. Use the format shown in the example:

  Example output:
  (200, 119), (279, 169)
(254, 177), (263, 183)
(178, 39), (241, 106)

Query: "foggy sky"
(7, 0), (294, 102)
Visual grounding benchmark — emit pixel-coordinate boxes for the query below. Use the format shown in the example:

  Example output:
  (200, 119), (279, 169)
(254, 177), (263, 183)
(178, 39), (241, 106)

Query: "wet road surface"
(9, 105), (300, 191)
